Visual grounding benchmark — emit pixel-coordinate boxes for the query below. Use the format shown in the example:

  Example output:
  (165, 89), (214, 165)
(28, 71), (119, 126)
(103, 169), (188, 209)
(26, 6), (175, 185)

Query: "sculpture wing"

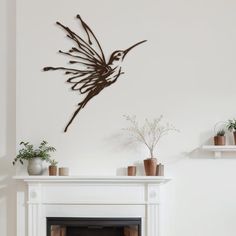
(43, 14), (109, 93)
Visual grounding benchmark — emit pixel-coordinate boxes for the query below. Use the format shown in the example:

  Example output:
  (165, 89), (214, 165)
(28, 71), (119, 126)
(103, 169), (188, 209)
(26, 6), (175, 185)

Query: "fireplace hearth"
(47, 217), (141, 236)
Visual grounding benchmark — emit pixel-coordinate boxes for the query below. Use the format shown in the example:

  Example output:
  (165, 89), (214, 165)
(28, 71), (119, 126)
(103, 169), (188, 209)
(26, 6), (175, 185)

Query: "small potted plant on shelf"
(48, 159), (58, 176)
(13, 140), (56, 175)
(226, 119), (236, 144)
(214, 129), (226, 145)
(123, 115), (178, 176)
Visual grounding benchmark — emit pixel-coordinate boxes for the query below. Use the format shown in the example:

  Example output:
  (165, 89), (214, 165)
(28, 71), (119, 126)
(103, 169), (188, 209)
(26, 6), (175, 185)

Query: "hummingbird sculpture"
(44, 15), (147, 132)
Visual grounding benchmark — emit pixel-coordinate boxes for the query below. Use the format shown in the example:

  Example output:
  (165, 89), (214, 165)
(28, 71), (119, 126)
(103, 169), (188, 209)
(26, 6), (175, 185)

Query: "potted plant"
(48, 159), (58, 176)
(214, 129), (226, 145)
(123, 115), (178, 176)
(13, 140), (56, 175)
(227, 119), (236, 144)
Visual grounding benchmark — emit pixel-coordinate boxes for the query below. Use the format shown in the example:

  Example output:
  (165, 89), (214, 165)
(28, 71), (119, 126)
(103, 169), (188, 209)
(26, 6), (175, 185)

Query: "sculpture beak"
(123, 40), (147, 57)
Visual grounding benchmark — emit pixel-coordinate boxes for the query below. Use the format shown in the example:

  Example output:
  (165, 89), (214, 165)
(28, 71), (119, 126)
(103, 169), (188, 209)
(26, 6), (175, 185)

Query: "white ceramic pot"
(27, 157), (43, 175)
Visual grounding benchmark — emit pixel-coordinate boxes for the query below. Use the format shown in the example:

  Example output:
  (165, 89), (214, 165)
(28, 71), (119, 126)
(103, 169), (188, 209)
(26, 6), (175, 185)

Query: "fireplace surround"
(14, 176), (170, 236)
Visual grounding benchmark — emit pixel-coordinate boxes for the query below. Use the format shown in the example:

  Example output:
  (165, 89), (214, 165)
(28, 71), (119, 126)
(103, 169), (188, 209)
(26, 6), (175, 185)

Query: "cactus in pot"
(48, 159), (58, 176)
(214, 129), (226, 145)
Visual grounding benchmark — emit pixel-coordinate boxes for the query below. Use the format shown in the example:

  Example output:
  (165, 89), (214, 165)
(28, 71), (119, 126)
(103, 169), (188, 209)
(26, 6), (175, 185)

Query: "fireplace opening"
(47, 217), (141, 236)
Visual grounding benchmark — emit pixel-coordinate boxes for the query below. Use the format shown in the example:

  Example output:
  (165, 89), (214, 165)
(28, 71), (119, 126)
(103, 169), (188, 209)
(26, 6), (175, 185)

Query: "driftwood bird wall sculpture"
(44, 15), (147, 132)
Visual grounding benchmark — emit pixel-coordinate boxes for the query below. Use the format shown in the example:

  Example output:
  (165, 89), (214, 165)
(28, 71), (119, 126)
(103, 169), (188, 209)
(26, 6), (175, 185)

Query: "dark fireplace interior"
(47, 217), (141, 236)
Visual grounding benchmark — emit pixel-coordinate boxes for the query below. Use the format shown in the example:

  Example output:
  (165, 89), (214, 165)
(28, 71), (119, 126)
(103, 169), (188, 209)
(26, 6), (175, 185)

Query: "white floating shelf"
(202, 145), (236, 158)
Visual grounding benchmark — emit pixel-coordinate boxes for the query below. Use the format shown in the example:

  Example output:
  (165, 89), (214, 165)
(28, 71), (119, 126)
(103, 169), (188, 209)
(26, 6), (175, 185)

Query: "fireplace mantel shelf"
(13, 175), (170, 184)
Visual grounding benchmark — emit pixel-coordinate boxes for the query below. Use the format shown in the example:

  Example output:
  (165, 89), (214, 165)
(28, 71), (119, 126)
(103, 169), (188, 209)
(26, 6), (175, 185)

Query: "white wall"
(1, 0), (236, 235)
(0, 0), (16, 235)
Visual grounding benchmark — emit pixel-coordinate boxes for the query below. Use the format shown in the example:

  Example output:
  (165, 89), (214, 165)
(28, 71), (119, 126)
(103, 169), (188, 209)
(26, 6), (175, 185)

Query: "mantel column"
(146, 184), (160, 236)
(28, 183), (43, 236)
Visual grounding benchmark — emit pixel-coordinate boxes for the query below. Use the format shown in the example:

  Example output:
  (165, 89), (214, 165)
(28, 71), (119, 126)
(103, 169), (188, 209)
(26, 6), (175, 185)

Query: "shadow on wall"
(187, 130), (214, 159)
(0, 0), (16, 235)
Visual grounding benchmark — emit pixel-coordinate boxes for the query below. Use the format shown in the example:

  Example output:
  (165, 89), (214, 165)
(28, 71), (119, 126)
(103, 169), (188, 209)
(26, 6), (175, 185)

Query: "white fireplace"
(14, 176), (170, 236)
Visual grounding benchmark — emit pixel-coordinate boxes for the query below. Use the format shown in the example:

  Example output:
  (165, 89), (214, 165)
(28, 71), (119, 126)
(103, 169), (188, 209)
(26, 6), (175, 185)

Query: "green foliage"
(216, 129), (225, 136)
(49, 159), (58, 166)
(13, 140), (56, 165)
(227, 119), (236, 132)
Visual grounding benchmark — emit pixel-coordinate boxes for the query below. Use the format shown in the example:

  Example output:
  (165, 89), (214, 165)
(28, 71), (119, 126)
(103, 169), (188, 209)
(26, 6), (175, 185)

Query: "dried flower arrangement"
(123, 115), (178, 158)
(123, 115), (178, 176)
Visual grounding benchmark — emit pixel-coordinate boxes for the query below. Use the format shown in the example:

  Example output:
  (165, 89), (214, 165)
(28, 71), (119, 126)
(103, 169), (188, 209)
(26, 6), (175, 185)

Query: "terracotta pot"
(49, 166), (57, 176)
(234, 132), (236, 145)
(214, 136), (226, 145)
(127, 166), (136, 176)
(143, 158), (157, 176)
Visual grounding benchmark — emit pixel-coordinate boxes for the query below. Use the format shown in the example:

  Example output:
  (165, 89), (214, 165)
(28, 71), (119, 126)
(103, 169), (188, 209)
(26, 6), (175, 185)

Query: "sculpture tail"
(64, 91), (96, 132)
(64, 105), (83, 132)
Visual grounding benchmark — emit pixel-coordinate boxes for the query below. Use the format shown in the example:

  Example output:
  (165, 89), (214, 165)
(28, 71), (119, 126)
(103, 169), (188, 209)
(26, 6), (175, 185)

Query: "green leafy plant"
(216, 129), (225, 136)
(123, 115), (179, 158)
(227, 119), (236, 132)
(49, 159), (58, 166)
(13, 140), (56, 165)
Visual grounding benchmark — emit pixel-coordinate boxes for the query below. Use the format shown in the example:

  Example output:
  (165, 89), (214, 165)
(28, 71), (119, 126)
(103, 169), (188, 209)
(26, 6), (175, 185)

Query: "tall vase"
(143, 158), (157, 176)
(27, 157), (43, 175)
(234, 131), (236, 145)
